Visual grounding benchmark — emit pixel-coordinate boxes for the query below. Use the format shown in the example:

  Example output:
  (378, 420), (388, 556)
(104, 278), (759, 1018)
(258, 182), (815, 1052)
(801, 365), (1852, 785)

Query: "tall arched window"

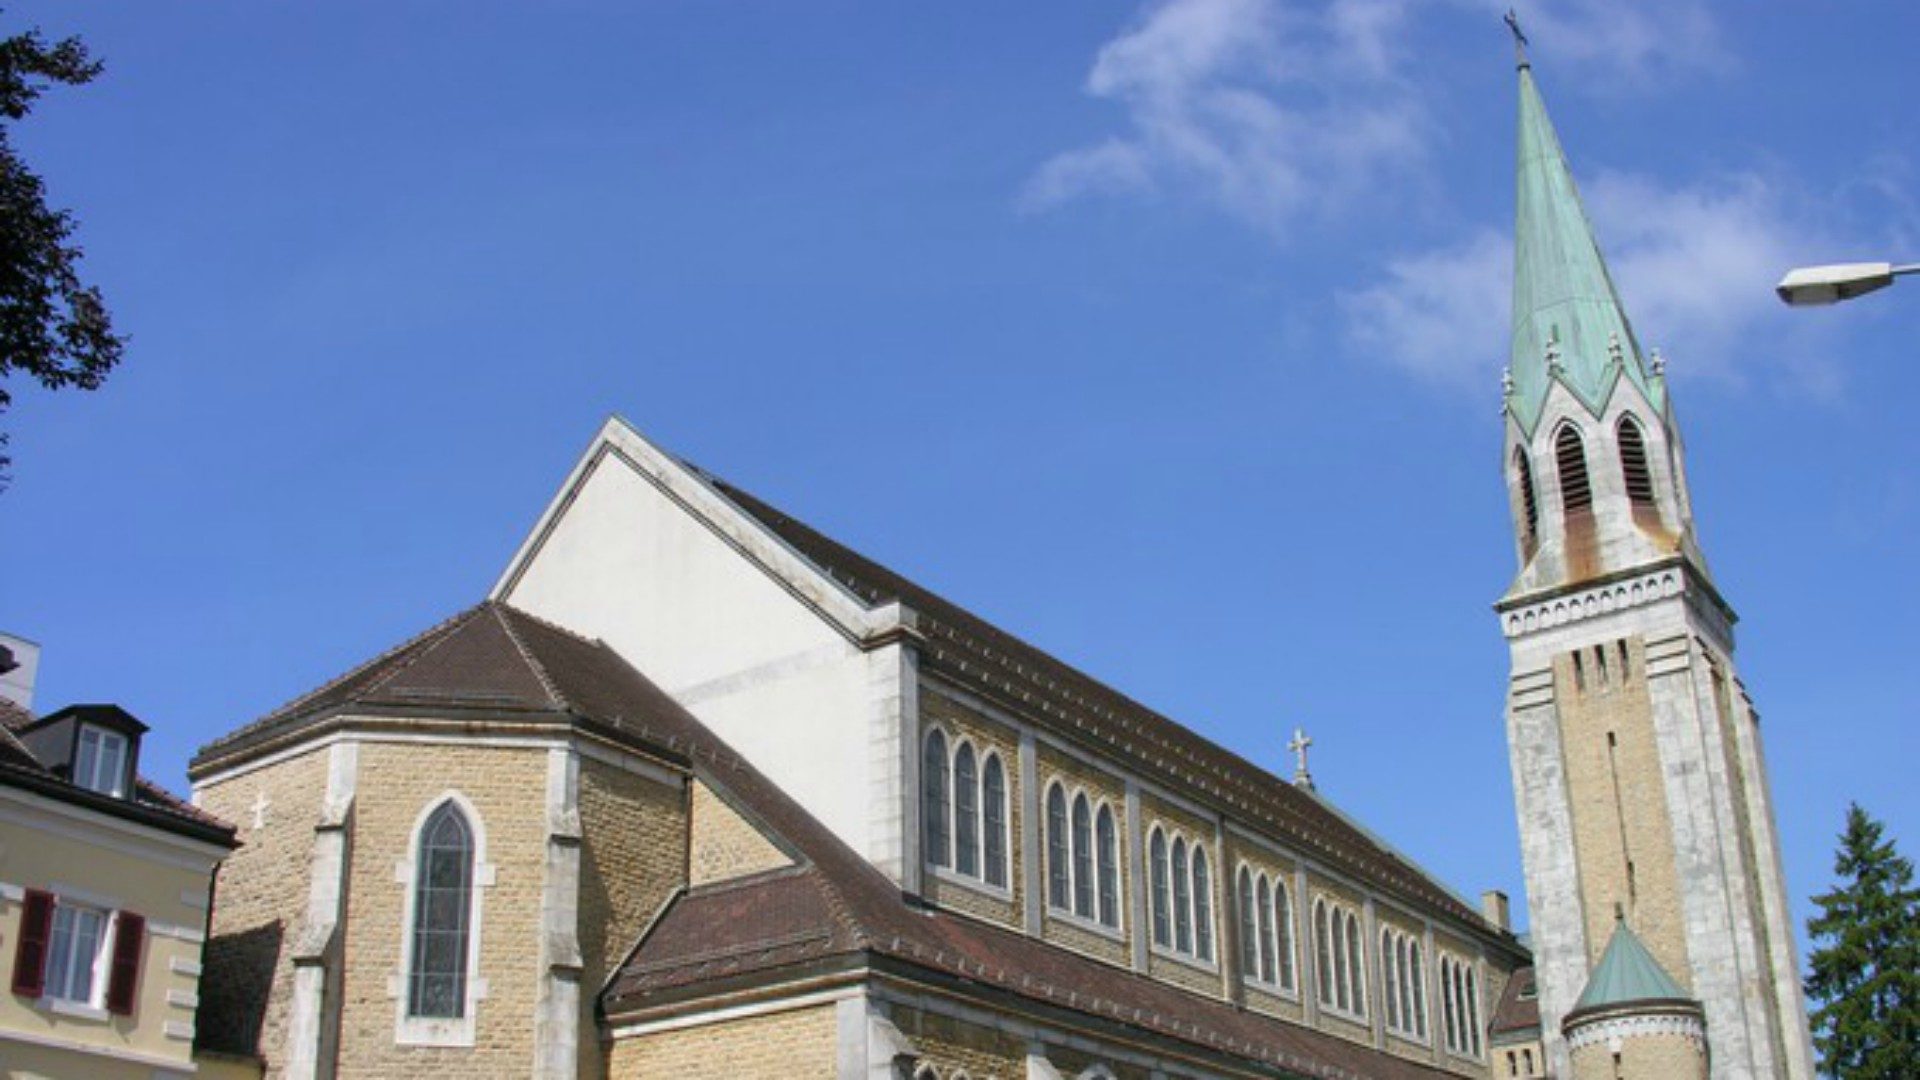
(1313, 898), (1366, 1017)
(1275, 880), (1295, 991)
(1409, 940), (1427, 1039)
(1238, 869), (1259, 975)
(982, 755), (1007, 888)
(1256, 876), (1276, 983)
(1170, 838), (1192, 953)
(922, 730), (1007, 888)
(408, 802), (473, 1019)
(1095, 805), (1119, 927)
(1150, 829), (1171, 947)
(1346, 911), (1366, 1014)
(1513, 449), (1540, 547)
(1617, 416), (1655, 507)
(1314, 900), (1334, 1008)
(1555, 425), (1592, 516)
(923, 730), (950, 869)
(1192, 847), (1213, 962)
(1071, 794), (1094, 918)
(953, 742), (979, 877)
(1046, 783), (1070, 909)
(1382, 928), (1401, 1033)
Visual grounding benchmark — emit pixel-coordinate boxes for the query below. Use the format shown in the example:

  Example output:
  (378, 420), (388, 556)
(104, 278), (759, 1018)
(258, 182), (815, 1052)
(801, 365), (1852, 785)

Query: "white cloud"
(1340, 172), (1827, 391)
(1021, 0), (1428, 234)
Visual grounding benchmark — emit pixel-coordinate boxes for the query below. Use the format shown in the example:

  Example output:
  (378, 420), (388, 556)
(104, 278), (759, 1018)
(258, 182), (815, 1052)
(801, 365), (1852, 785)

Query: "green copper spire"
(1572, 919), (1691, 1013)
(1508, 61), (1662, 430)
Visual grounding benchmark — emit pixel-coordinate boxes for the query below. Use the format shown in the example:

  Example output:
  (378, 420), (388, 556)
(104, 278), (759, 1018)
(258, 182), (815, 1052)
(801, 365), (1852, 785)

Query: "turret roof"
(1572, 919), (1691, 1013)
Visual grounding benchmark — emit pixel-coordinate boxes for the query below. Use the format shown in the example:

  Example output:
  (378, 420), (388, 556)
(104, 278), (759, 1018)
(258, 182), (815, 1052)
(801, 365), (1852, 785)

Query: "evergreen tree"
(1805, 803), (1920, 1078)
(0, 14), (123, 486)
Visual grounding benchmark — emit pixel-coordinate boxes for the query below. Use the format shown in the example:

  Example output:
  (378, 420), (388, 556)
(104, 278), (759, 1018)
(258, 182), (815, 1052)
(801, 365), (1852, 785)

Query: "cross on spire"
(1504, 9), (1530, 69)
(1288, 727), (1315, 790)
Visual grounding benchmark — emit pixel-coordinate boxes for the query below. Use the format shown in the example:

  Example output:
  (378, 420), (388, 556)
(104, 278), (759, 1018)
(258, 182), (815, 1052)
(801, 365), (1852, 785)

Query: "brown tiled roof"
(701, 475), (1510, 946)
(0, 696), (34, 732)
(1490, 965), (1541, 1039)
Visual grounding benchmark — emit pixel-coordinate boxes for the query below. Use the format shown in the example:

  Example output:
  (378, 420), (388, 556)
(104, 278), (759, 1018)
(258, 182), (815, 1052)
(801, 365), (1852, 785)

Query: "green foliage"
(1805, 803), (1920, 1078)
(0, 14), (123, 485)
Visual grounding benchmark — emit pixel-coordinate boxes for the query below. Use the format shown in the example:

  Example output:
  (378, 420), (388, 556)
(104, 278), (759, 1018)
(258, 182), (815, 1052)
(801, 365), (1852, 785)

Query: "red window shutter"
(105, 910), (145, 1016)
(10, 888), (54, 997)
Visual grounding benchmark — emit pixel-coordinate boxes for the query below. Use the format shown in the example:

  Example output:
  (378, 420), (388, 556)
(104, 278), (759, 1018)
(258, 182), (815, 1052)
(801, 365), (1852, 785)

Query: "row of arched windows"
(1379, 926), (1428, 1041)
(1440, 953), (1485, 1058)
(923, 729), (1010, 888)
(1149, 826), (1214, 962)
(1514, 414), (1658, 546)
(1045, 782), (1121, 927)
(1235, 866), (1296, 992)
(1313, 898), (1367, 1018)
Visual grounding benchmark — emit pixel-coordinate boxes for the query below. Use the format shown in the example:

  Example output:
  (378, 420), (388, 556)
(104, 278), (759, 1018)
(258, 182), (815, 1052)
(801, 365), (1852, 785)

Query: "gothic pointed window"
(1382, 928), (1401, 1032)
(1410, 940), (1427, 1038)
(1618, 416), (1655, 507)
(1555, 425), (1592, 515)
(1070, 793), (1094, 917)
(1170, 837), (1192, 953)
(1047, 783), (1070, 909)
(1256, 876), (1276, 983)
(1513, 449), (1540, 549)
(953, 742), (979, 877)
(982, 754), (1007, 887)
(1238, 869), (1259, 975)
(408, 802), (473, 1019)
(1275, 879), (1295, 990)
(1314, 900), (1334, 1008)
(1192, 847), (1214, 961)
(1095, 804), (1119, 927)
(1150, 829), (1171, 947)
(923, 730), (950, 869)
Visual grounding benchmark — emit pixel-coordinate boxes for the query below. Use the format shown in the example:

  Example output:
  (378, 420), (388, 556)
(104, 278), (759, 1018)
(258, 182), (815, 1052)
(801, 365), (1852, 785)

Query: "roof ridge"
(486, 603), (572, 713)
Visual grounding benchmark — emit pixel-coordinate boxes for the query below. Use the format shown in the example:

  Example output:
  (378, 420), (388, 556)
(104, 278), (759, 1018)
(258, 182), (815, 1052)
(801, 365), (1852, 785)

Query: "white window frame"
(1313, 896), (1368, 1023)
(1380, 926), (1428, 1042)
(1147, 822), (1215, 967)
(42, 900), (115, 1014)
(1439, 952), (1485, 1059)
(72, 725), (129, 797)
(924, 726), (1011, 896)
(1236, 864), (1299, 997)
(1043, 779), (1122, 932)
(391, 792), (494, 1047)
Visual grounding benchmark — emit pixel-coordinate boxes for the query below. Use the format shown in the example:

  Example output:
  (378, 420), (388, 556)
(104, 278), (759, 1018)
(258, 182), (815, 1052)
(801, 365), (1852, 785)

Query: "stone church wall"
(334, 741), (550, 1077)
(1141, 792), (1224, 998)
(605, 1002), (838, 1079)
(1222, 833), (1307, 1025)
(196, 745), (334, 1077)
(888, 1002), (1029, 1077)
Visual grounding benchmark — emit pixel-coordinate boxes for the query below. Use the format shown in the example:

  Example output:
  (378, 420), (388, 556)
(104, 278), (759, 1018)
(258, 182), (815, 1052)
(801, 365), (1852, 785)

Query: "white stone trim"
(167, 989), (199, 1008)
(0, 1028), (198, 1072)
(164, 1020), (195, 1041)
(608, 985), (863, 1038)
(194, 724), (682, 790)
(285, 739), (357, 1080)
(532, 746), (583, 1078)
(168, 957), (202, 977)
(391, 789), (494, 1048)
(1500, 567), (1684, 639)
(1565, 1010), (1705, 1051)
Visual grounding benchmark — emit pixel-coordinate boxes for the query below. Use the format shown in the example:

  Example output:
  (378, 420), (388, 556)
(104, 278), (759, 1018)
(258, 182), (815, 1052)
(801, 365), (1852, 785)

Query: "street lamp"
(1775, 262), (1919, 306)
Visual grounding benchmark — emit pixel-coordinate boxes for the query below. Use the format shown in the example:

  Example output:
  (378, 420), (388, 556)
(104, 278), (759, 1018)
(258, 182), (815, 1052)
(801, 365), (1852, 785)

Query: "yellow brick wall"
(1142, 793), (1223, 997)
(687, 777), (786, 887)
(1223, 834), (1305, 1020)
(197, 746), (333, 1072)
(1552, 638), (1690, 984)
(921, 691), (1023, 930)
(606, 1003), (837, 1079)
(335, 742), (548, 1077)
(578, 756), (689, 1080)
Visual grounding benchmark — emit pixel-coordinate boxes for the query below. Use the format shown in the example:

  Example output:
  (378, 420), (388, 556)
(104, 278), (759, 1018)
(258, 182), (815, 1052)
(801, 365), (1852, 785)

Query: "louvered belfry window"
(1555, 426), (1592, 514)
(1513, 450), (1540, 544)
(1618, 417), (1655, 506)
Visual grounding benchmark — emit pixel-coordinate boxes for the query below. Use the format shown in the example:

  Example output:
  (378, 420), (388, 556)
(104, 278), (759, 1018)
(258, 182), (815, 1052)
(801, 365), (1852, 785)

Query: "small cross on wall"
(250, 787), (272, 831)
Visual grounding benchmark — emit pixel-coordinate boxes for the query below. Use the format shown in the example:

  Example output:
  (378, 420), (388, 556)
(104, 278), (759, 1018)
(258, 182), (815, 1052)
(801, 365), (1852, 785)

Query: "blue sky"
(3, 2), (1916, 948)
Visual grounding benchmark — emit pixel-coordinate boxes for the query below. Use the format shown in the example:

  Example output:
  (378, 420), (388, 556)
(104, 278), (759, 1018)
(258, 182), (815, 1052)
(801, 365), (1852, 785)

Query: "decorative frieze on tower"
(1493, 47), (1815, 1080)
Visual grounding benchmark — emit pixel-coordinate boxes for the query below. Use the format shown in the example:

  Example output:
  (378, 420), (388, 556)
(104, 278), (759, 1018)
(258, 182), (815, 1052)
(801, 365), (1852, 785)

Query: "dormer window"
(72, 725), (130, 796)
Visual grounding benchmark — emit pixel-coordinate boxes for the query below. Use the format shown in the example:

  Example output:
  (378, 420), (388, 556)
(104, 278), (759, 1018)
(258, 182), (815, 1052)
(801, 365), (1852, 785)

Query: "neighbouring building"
(1492, 46), (1814, 1080)
(0, 650), (240, 1080)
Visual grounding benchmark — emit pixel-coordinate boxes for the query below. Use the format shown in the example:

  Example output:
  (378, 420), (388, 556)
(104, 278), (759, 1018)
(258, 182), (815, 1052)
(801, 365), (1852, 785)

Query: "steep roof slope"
(701, 472), (1507, 942)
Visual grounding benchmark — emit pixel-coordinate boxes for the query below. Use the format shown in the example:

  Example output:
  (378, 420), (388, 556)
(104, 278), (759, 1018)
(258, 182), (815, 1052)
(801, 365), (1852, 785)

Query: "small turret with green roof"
(1562, 917), (1708, 1079)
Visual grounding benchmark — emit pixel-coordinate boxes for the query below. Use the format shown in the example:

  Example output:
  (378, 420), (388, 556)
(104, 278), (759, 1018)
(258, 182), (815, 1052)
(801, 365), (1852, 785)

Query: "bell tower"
(1493, 43), (1815, 1080)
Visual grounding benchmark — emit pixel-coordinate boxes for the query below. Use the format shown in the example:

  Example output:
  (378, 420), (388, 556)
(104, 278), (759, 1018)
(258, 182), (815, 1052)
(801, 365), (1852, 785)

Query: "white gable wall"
(493, 419), (914, 883)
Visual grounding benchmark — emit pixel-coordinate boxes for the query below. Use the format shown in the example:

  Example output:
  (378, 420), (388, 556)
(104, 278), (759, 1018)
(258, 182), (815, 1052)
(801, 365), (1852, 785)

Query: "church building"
(182, 47), (1813, 1080)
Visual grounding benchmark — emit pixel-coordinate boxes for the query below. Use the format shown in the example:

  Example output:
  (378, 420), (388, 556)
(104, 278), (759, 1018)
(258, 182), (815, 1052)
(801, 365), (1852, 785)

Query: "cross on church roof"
(1288, 727), (1315, 791)
(1504, 9), (1530, 69)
